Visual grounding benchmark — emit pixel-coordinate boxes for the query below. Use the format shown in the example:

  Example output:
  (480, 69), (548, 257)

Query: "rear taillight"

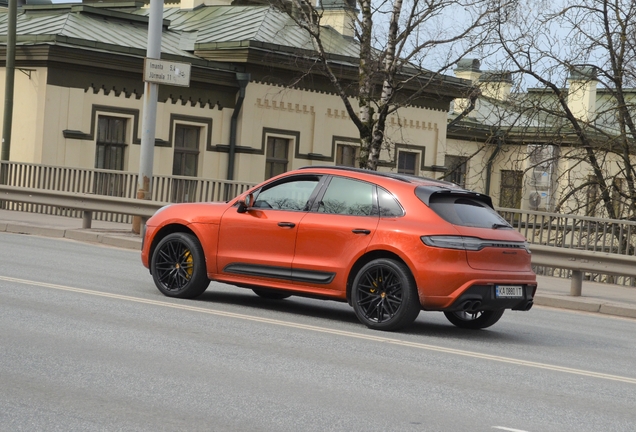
(421, 235), (530, 253)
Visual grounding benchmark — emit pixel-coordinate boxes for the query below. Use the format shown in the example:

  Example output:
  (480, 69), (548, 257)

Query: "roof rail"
(298, 165), (454, 185)
(298, 165), (413, 183)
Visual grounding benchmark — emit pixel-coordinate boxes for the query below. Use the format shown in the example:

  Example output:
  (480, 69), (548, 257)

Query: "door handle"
(352, 229), (371, 235)
(278, 222), (296, 228)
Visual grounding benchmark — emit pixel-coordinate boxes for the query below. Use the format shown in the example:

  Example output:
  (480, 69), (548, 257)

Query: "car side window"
(318, 177), (375, 216)
(254, 179), (320, 211)
(378, 187), (404, 217)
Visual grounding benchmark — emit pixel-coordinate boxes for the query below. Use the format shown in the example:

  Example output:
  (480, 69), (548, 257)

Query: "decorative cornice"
(389, 117), (438, 130)
(326, 108), (349, 120)
(87, 84), (142, 100)
(256, 98), (315, 114)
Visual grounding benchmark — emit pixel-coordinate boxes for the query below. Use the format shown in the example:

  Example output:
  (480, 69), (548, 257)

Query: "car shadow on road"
(404, 319), (527, 343)
(193, 288), (529, 343)
(196, 289), (361, 325)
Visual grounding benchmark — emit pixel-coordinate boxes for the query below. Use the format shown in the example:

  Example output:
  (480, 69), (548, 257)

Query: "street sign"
(143, 58), (191, 87)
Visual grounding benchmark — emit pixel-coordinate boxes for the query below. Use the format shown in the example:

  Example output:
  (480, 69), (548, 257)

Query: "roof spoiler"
(415, 186), (494, 209)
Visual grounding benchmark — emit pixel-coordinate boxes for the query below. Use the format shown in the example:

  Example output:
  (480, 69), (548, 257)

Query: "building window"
(500, 170), (523, 209)
(444, 155), (468, 187)
(397, 151), (418, 175)
(265, 137), (289, 179)
(173, 124), (200, 177)
(336, 144), (358, 167)
(95, 116), (127, 170)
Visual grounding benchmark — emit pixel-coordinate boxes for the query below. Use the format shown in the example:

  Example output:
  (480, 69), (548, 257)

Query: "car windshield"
(427, 195), (510, 228)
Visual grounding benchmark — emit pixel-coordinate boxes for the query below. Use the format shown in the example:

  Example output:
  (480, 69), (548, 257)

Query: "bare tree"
(488, 0), (636, 219)
(272, 0), (508, 170)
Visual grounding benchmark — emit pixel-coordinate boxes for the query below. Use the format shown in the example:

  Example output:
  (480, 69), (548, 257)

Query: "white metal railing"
(0, 160), (257, 223)
(497, 207), (636, 286)
(497, 207), (636, 255)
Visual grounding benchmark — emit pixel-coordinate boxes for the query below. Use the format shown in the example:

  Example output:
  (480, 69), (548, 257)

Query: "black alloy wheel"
(151, 232), (210, 298)
(443, 309), (505, 329)
(252, 289), (292, 300)
(351, 258), (420, 331)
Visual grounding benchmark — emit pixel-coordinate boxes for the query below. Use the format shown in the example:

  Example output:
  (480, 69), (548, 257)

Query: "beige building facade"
(447, 59), (636, 217)
(0, 0), (464, 187)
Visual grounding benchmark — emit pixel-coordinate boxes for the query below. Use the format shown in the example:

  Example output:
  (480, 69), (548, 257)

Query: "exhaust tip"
(469, 301), (482, 312)
(460, 300), (483, 312)
(461, 300), (474, 311)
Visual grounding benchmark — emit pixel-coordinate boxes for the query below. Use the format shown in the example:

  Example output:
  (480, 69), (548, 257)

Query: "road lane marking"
(3, 275), (636, 386)
(493, 427), (529, 432)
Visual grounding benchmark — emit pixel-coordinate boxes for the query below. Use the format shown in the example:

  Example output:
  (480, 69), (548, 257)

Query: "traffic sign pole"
(135, 0), (164, 234)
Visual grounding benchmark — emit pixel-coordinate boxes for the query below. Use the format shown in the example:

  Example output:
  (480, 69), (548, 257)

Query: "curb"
(535, 294), (636, 319)
(100, 234), (142, 250)
(5, 223), (65, 238)
(1, 222), (141, 251)
(599, 303), (636, 319)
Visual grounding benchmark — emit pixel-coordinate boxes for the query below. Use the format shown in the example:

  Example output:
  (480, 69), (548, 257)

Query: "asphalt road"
(1, 232), (636, 432)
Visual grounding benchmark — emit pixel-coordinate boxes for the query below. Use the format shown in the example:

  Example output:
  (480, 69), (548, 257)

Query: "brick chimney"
(479, 71), (512, 101)
(567, 66), (598, 122)
(453, 59), (481, 115)
(321, 0), (357, 38)
(454, 58), (482, 82)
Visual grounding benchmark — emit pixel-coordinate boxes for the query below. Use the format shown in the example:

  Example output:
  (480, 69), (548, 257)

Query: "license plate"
(495, 285), (523, 298)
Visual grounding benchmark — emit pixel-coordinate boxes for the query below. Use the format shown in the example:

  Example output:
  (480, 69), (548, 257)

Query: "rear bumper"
(440, 284), (536, 312)
(410, 250), (536, 311)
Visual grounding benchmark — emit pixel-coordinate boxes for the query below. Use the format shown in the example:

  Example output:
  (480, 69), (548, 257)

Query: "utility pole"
(1, 0), (17, 187)
(134, 0), (163, 233)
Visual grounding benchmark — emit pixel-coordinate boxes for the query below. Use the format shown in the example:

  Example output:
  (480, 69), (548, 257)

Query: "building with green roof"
(0, 0), (471, 184)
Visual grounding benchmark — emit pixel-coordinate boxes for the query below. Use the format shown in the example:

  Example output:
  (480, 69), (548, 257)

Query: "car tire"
(252, 289), (291, 300)
(443, 309), (505, 329)
(351, 258), (420, 331)
(151, 232), (210, 299)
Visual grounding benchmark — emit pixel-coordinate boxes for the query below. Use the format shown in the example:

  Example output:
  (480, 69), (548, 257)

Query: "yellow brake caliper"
(183, 250), (193, 279)
(370, 277), (380, 294)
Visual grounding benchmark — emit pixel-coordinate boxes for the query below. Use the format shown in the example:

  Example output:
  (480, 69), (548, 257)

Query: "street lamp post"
(1, 0), (17, 189)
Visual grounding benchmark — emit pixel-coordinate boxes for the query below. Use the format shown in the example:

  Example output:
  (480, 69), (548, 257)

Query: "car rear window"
(427, 195), (510, 228)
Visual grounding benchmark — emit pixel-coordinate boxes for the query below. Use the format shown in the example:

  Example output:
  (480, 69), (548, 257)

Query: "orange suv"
(141, 166), (536, 331)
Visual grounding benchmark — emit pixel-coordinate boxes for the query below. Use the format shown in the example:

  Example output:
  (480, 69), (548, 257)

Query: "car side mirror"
(237, 193), (254, 213)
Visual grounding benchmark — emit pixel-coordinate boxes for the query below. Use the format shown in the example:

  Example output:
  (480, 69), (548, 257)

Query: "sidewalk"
(1, 209), (635, 320)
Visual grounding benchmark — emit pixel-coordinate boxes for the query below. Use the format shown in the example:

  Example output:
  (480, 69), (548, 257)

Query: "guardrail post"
(570, 270), (583, 296)
(82, 210), (92, 229)
(0, 162), (7, 209)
